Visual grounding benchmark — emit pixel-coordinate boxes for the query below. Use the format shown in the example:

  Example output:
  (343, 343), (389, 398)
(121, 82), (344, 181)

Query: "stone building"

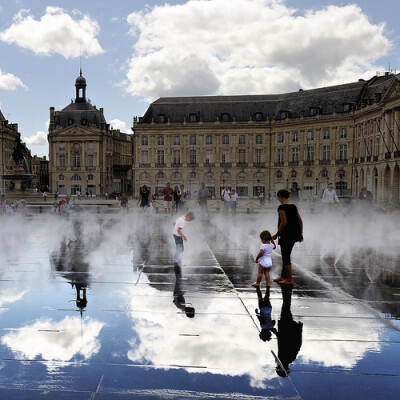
(133, 72), (400, 205)
(31, 155), (49, 192)
(0, 110), (33, 193)
(48, 70), (133, 197)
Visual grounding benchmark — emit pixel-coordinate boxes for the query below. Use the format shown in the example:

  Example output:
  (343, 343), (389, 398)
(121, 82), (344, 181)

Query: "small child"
(252, 230), (276, 287)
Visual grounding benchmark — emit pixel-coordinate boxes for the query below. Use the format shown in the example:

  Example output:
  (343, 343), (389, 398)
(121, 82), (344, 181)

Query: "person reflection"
(173, 264), (195, 318)
(255, 286), (276, 341)
(275, 285), (303, 377)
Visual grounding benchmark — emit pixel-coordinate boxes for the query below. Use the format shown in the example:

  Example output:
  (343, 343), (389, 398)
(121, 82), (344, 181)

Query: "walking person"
(43, 191), (47, 202)
(179, 184), (186, 211)
(229, 188), (238, 215)
(197, 182), (210, 219)
(161, 182), (173, 214)
(172, 211), (195, 269)
(172, 186), (181, 215)
(137, 185), (152, 214)
(252, 230), (276, 288)
(221, 185), (231, 215)
(272, 189), (303, 285)
(289, 182), (301, 205)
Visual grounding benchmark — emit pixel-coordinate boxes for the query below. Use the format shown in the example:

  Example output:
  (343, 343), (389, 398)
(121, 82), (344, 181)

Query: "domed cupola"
(75, 68), (87, 103)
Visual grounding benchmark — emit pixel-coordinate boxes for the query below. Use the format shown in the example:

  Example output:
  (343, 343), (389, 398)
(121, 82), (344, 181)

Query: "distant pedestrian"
(229, 188), (238, 215)
(272, 189), (303, 285)
(120, 192), (128, 212)
(172, 211), (195, 268)
(161, 182), (173, 214)
(197, 182), (210, 219)
(43, 191), (47, 202)
(259, 191), (265, 206)
(252, 230), (276, 288)
(221, 186), (231, 215)
(358, 186), (373, 205)
(138, 185), (152, 214)
(172, 186), (181, 214)
(289, 182), (301, 205)
(105, 192), (109, 200)
(77, 190), (81, 200)
(321, 183), (339, 205)
(179, 184), (186, 211)
(54, 191), (58, 201)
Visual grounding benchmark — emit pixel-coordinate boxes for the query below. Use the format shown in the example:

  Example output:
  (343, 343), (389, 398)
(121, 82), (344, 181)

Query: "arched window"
(291, 170), (297, 178)
(157, 172), (165, 179)
(238, 172), (246, 179)
(205, 172), (213, 179)
(88, 174), (94, 180)
(305, 170), (312, 178)
(190, 171), (196, 178)
(221, 113), (230, 122)
(58, 175), (65, 181)
(322, 169), (328, 178)
(276, 170), (283, 178)
(255, 112), (263, 121)
(71, 174), (81, 181)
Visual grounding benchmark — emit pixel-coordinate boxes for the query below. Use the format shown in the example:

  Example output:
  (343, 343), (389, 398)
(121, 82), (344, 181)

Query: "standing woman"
(138, 185), (152, 213)
(272, 189), (303, 285)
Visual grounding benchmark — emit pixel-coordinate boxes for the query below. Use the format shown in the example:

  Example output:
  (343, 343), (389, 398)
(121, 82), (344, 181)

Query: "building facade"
(48, 71), (133, 197)
(133, 73), (400, 205)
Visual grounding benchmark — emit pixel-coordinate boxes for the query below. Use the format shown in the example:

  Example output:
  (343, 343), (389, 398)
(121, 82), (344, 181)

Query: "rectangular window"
(157, 136), (164, 145)
(277, 134), (284, 143)
(173, 136), (180, 145)
(59, 155), (66, 167)
(173, 150), (180, 165)
(277, 149), (284, 163)
(157, 150), (164, 165)
(88, 142), (95, 151)
(322, 145), (330, 161)
(206, 135), (213, 145)
(255, 149), (263, 163)
(222, 135), (229, 144)
(205, 150), (213, 164)
(222, 150), (230, 163)
(190, 136), (196, 145)
(292, 132), (299, 142)
(339, 144), (347, 161)
(88, 155), (94, 167)
(141, 136), (148, 145)
(239, 135), (246, 144)
(59, 142), (65, 151)
(73, 152), (80, 168)
(323, 130), (330, 140)
(306, 146), (314, 162)
(189, 149), (196, 164)
(307, 131), (314, 140)
(339, 128), (348, 138)
(239, 149), (246, 163)
(256, 135), (263, 144)
(291, 147), (299, 162)
(141, 150), (149, 164)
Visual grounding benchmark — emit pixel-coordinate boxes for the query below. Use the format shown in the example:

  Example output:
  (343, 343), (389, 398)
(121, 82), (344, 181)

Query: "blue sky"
(0, 0), (399, 158)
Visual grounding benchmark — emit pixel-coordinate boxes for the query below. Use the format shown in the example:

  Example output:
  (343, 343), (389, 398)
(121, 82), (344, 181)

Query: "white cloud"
(0, 7), (104, 58)
(0, 69), (27, 90)
(22, 130), (47, 146)
(110, 118), (128, 132)
(124, 0), (390, 101)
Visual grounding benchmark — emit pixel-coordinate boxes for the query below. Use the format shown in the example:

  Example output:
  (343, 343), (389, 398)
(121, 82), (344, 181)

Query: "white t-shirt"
(259, 243), (274, 268)
(322, 188), (339, 203)
(173, 215), (186, 236)
(230, 193), (238, 202)
(221, 189), (231, 201)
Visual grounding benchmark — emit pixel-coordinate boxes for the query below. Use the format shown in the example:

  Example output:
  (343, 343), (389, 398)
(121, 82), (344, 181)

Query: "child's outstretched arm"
(271, 239), (276, 249)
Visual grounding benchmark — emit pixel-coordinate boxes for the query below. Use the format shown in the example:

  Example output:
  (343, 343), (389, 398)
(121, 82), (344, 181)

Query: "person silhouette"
(275, 285), (303, 377)
(173, 264), (195, 318)
(255, 286), (276, 341)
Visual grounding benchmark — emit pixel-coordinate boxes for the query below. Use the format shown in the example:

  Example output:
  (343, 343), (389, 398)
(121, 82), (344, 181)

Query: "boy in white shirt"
(173, 211), (195, 268)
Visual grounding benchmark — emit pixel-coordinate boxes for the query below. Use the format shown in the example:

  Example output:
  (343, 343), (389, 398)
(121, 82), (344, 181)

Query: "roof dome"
(75, 69), (86, 86)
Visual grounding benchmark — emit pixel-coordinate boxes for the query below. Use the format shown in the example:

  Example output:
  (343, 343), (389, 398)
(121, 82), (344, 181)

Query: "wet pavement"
(0, 209), (399, 399)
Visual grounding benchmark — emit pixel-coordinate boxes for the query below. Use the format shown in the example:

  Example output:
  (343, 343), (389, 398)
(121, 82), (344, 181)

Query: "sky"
(0, 0), (400, 158)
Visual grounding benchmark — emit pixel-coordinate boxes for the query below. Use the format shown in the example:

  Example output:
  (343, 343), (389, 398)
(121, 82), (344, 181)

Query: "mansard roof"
(139, 74), (398, 124)
(55, 101), (106, 129)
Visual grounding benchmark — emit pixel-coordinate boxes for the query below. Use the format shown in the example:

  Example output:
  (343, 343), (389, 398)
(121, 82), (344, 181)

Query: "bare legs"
(252, 265), (271, 287)
(279, 264), (293, 285)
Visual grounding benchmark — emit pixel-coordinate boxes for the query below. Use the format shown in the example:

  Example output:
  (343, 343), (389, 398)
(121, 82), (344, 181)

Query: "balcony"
(394, 151), (400, 158)
(237, 162), (248, 167)
(319, 160), (331, 165)
(204, 162), (215, 167)
(171, 163), (182, 167)
(139, 163), (150, 168)
(188, 163), (199, 167)
(114, 164), (131, 171)
(335, 159), (348, 164)
(220, 162), (232, 168)
(373, 156), (379, 161)
(254, 162), (266, 168)
(304, 160), (314, 166)
(360, 157), (365, 162)
(288, 161), (299, 166)
(155, 163), (166, 168)
(385, 152), (391, 160)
